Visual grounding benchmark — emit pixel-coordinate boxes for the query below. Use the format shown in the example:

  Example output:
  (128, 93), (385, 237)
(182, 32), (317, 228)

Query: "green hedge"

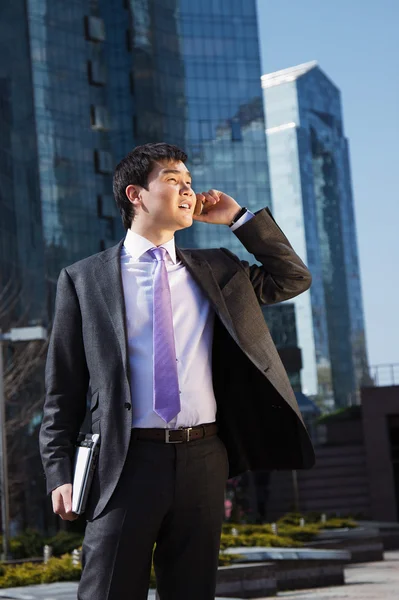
(45, 532), (84, 557)
(0, 555), (81, 588)
(221, 514), (358, 548)
(320, 518), (357, 529)
(4, 515), (357, 560)
(0, 530), (85, 560)
(0, 514), (358, 588)
(0, 553), (228, 589)
(221, 532), (302, 549)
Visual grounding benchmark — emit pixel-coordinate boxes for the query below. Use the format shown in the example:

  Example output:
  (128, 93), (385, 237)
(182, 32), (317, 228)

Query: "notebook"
(71, 433), (100, 514)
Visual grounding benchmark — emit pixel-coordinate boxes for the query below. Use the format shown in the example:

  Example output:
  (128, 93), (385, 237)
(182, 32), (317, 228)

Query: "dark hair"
(113, 142), (188, 230)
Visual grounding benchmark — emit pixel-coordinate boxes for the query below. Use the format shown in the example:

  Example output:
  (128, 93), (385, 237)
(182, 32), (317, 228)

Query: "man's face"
(136, 160), (196, 232)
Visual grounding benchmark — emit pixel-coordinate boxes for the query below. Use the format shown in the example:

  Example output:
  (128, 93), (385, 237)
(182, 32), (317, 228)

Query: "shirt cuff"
(230, 210), (255, 232)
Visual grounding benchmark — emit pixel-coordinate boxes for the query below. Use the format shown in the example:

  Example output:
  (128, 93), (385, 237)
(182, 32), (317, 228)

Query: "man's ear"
(126, 184), (141, 207)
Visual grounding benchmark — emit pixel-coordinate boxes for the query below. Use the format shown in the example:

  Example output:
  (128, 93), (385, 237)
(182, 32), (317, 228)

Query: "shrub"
(277, 524), (321, 543)
(0, 562), (45, 588)
(0, 513), (358, 588)
(0, 555), (81, 588)
(41, 554), (81, 584)
(0, 529), (84, 560)
(321, 518), (357, 529)
(276, 512), (303, 526)
(220, 532), (301, 550)
(219, 552), (240, 566)
(222, 524), (273, 536)
(45, 531), (84, 557)
(8, 529), (44, 559)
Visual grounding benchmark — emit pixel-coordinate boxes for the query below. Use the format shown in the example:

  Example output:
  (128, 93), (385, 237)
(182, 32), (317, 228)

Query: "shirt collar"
(123, 229), (177, 264)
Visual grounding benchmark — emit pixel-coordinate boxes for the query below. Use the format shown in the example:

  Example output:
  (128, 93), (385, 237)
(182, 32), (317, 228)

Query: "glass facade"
(128, 0), (271, 259)
(26, 0), (126, 312)
(263, 303), (302, 393)
(177, 0), (271, 258)
(2, 0), (270, 319)
(0, 0), (45, 322)
(1, 1), (271, 529)
(262, 62), (369, 407)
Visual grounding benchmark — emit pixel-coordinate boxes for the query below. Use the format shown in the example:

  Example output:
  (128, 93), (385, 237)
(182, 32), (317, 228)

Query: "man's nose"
(180, 184), (193, 195)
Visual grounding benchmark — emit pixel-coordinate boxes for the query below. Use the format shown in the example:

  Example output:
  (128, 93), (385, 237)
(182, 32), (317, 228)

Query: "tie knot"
(149, 247), (167, 262)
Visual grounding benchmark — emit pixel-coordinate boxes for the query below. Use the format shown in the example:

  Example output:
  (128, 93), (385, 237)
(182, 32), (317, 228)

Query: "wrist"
(228, 206), (247, 226)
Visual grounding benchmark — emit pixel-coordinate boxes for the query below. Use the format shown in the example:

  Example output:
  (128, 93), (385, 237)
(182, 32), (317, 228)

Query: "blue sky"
(256, 0), (399, 367)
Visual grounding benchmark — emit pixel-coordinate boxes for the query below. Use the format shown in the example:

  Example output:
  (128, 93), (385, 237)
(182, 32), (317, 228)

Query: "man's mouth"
(178, 203), (192, 211)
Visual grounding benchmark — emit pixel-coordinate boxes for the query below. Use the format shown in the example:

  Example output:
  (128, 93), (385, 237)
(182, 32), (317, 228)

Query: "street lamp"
(0, 325), (47, 560)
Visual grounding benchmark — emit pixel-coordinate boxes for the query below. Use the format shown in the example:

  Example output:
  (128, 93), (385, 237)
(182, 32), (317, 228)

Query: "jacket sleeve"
(39, 268), (89, 494)
(224, 207), (312, 305)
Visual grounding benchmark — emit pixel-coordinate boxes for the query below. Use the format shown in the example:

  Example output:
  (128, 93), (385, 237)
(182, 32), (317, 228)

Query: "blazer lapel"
(177, 248), (238, 343)
(93, 242), (239, 379)
(94, 240), (129, 376)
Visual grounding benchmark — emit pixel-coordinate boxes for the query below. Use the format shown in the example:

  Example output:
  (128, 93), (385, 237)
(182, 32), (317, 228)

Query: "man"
(40, 142), (315, 600)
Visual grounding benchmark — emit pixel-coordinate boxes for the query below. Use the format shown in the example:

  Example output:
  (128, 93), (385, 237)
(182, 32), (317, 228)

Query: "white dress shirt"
(121, 210), (254, 429)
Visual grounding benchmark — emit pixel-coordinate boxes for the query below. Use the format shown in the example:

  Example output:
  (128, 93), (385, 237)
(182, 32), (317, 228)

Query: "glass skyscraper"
(26, 0), (130, 313)
(1, 0), (271, 528)
(1, 0), (270, 325)
(129, 0), (271, 260)
(262, 61), (369, 407)
(0, 0), (45, 322)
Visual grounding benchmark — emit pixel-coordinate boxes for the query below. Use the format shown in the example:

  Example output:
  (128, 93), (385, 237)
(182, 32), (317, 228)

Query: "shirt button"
(124, 402), (131, 410)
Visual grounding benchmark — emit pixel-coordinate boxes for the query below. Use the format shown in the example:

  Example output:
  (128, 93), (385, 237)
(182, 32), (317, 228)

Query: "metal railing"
(368, 363), (399, 387)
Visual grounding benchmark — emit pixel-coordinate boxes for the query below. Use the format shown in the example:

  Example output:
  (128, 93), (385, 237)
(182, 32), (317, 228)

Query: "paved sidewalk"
(275, 550), (399, 599)
(0, 551), (397, 599)
(0, 583), (239, 599)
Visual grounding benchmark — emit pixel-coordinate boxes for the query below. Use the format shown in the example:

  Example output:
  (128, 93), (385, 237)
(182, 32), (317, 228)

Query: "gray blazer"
(40, 208), (315, 520)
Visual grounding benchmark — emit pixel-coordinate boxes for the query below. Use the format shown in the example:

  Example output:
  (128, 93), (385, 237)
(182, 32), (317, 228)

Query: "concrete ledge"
(225, 547), (350, 561)
(216, 563), (277, 598)
(222, 547), (349, 593)
(358, 521), (399, 550)
(310, 527), (384, 562)
(275, 560), (345, 590)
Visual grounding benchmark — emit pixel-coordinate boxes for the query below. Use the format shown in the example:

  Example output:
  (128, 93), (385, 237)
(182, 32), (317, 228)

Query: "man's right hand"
(51, 483), (78, 521)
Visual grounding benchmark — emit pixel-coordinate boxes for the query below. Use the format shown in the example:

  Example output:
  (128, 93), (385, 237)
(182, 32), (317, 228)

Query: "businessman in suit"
(40, 142), (315, 600)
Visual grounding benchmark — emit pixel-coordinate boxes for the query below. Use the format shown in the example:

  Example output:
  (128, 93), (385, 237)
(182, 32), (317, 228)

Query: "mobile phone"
(194, 197), (203, 216)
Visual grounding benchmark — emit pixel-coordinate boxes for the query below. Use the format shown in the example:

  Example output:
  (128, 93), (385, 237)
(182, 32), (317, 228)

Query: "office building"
(1, 0), (270, 323)
(131, 0), (272, 259)
(262, 61), (369, 407)
(0, 0), (271, 530)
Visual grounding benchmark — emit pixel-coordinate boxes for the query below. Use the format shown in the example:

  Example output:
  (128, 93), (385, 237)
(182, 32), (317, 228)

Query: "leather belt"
(132, 422), (218, 444)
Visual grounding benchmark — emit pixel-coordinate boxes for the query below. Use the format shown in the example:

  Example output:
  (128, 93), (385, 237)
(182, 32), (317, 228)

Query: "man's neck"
(129, 225), (175, 247)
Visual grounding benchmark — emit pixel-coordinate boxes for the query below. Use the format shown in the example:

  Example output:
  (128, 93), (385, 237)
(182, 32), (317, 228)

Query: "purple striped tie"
(149, 247), (181, 423)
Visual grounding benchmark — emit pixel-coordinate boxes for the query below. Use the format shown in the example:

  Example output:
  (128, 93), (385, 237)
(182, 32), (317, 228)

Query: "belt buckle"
(183, 427), (193, 442)
(165, 427), (193, 443)
(165, 429), (183, 444)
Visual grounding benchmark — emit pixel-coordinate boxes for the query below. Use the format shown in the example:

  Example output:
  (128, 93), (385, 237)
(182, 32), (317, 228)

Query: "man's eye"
(168, 178), (177, 183)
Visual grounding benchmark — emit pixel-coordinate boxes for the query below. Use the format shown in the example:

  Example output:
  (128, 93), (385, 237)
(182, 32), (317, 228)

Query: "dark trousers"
(78, 433), (229, 600)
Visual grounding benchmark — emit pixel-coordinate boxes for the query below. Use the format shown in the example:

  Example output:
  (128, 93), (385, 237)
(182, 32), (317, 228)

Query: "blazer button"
(124, 402), (131, 410)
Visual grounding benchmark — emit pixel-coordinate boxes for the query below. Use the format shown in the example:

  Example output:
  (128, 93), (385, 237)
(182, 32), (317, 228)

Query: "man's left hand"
(193, 189), (241, 225)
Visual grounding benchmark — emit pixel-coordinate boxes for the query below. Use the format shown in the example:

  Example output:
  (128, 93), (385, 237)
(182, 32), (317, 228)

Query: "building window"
(97, 194), (118, 218)
(129, 71), (135, 95)
(102, 218), (115, 240)
(88, 60), (106, 86)
(126, 29), (132, 52)
(94, 150), (113, 174)
(230, 117), (242, 142)
(132, 115), (138, 136)
(84, 16), (106, 42)
(90, 105), (110, 131)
